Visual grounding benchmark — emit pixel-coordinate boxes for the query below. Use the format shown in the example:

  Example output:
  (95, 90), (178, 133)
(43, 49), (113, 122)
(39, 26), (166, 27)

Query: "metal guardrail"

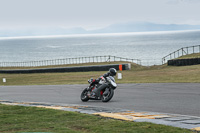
(162, 45), (200, 64)
(0, 55), (141, 67)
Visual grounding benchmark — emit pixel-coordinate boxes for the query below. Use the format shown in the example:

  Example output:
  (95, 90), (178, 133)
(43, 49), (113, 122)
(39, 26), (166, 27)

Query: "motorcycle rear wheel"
(80, 88), (89, 102)
(101, 88), (114, 102)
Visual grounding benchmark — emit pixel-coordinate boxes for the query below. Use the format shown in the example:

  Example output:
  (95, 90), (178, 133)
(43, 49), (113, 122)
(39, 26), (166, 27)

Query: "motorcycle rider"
(88, 68), (117, 98)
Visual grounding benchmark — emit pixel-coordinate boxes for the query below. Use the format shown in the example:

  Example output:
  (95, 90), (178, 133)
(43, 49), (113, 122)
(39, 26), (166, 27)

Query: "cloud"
(166, 0), (179, 5)
(182, 0), (200, 3)
(166, 0), (200, 5)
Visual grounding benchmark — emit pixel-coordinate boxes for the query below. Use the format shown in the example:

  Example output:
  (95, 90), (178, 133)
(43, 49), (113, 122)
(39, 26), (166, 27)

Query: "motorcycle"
(80, 76), (117, 102)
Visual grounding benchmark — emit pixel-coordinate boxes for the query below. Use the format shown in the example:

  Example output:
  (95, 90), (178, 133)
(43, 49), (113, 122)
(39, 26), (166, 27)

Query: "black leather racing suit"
(89, 72), (110, 97)
(90, 72), (110, 86)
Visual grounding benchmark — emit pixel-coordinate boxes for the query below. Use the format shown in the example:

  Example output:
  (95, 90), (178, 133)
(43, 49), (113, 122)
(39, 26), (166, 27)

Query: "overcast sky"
(0, 0), (200, 30)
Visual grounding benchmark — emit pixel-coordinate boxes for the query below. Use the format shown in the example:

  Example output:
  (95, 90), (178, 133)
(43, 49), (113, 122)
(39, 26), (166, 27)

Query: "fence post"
(178, 50), (180, 57)
(174, 52), (175, 59)
(199, 45), (200, 52)
(181, 48), (183, 56)
(56, 59), (60, 65)
(186, 47), (188, 54)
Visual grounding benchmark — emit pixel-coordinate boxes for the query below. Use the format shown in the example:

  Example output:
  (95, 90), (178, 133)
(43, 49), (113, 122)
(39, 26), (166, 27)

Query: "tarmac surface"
(1, 83), (200, 131)
(0, 83), (200, 116)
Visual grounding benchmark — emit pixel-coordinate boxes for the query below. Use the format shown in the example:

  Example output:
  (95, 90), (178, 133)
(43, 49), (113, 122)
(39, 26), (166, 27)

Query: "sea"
(0, 30), (200, 66)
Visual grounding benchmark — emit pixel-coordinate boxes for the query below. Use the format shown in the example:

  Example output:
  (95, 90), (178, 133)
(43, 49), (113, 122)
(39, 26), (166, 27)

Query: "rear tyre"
(102, 88), (114, 102)
(80, 88), (89, 102)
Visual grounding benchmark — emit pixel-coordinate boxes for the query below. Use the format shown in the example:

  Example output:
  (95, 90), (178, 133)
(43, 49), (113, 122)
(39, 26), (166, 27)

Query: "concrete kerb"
(0, 100), (200, 132)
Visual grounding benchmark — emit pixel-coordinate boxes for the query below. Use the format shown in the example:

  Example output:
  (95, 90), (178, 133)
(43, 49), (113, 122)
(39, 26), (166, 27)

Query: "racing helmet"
(109, 68), (117, 76)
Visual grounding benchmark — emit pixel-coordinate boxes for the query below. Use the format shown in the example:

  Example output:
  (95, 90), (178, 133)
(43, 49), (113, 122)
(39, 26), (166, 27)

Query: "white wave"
(46, 45), (62, 48)
(1, 29), (200, 40)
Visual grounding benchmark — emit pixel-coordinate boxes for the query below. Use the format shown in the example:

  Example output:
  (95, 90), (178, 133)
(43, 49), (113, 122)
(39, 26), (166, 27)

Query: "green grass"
(0, 104), (194, 133)
(0, 61), (200, 85)
(177, 53), (200, 59)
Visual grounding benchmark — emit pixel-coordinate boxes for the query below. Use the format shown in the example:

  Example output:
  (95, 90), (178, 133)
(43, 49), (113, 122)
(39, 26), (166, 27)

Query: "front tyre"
(81, 88), (89, 102)
(102, 88), (114, 102)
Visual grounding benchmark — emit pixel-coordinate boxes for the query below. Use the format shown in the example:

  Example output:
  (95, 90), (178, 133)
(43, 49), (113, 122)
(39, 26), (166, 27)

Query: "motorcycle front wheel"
(80, 88), (89, 102)
(101, 88), (114, 102)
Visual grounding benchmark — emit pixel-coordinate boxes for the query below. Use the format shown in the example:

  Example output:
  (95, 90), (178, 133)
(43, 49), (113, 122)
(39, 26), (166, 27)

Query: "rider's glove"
(88, 78), (93, 84)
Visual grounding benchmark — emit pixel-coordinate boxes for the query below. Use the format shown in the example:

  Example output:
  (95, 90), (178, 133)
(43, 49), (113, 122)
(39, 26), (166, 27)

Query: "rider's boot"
(91, 88), (100, 99)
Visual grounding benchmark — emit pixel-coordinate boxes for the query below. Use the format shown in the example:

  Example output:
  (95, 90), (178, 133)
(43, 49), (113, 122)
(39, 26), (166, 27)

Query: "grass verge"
(177, 53), (200, 59)
(0, 104), (194, 133)
(0, 61), (200, 85)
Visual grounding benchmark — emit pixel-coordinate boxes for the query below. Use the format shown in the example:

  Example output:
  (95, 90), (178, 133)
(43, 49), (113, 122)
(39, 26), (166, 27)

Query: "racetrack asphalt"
(0, 83), (200, 117)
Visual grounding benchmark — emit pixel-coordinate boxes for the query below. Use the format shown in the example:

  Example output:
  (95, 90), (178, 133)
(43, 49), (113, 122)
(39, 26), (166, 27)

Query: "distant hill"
(1, 22), (200, 37)
(90, 22), (200, 33)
